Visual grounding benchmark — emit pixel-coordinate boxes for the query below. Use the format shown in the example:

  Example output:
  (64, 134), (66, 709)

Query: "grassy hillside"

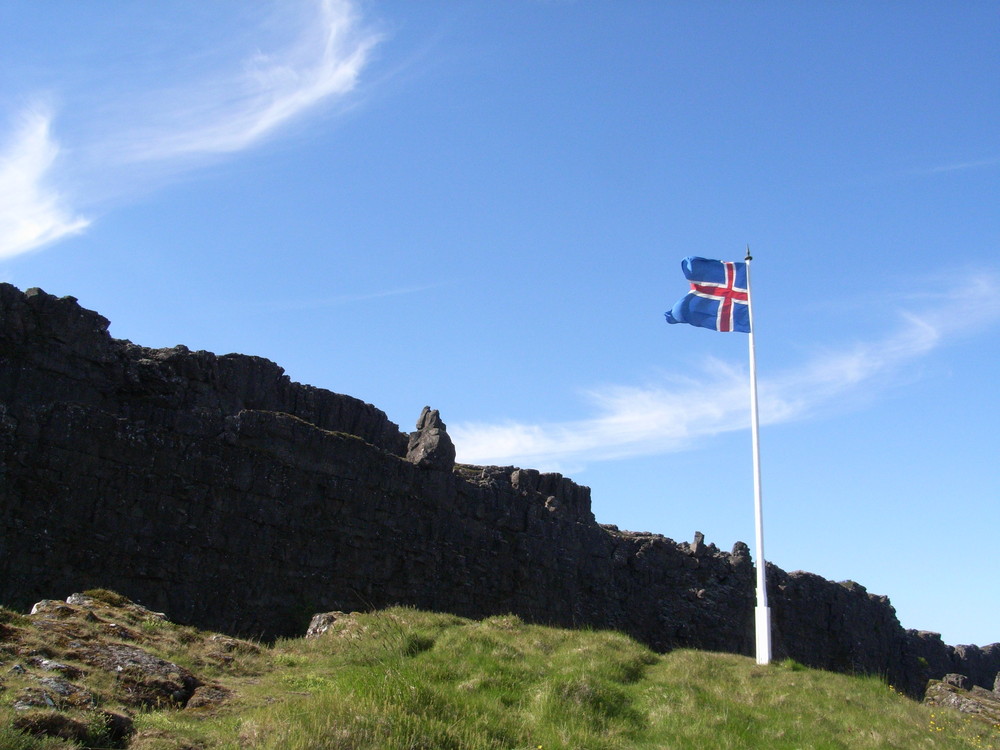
(1, 593), (997, 749)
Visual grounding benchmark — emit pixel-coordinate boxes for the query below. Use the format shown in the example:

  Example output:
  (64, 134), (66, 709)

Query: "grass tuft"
(80, 588), (134, 608)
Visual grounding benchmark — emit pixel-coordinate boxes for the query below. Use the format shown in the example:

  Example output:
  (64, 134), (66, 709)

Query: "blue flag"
(665, 256), (751, 333)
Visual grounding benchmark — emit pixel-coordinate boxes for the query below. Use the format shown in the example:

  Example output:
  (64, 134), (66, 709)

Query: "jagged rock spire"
(406, 406), (456, 471)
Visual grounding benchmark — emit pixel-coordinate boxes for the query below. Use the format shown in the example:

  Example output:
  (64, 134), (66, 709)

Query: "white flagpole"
(745, 246), (771, 665)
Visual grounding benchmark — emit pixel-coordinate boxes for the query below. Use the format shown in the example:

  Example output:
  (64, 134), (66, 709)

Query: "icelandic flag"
(665, 256), (751, 333)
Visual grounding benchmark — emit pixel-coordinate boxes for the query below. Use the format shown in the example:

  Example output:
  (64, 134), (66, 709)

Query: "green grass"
(135, 608), (1000, 750)
(3, 604), (999, 749)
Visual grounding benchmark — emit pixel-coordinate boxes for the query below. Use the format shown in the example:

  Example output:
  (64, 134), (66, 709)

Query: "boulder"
(306, 611), (347, 639)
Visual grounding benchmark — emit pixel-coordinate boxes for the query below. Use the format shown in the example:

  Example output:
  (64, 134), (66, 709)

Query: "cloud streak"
(451, 273), (1000, 471)
(121, 0), (381, 161)
(913, 156), (1000, 175)
(270, 281), (451, 311)
(0, 106), (90, 259)
(0, 0), (381, 259)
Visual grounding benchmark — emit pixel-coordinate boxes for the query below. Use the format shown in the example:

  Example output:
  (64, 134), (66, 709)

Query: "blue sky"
(2, 1), (997, 647)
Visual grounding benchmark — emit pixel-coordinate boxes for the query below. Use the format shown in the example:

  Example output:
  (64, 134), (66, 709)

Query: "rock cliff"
(1, 283), (996, 697)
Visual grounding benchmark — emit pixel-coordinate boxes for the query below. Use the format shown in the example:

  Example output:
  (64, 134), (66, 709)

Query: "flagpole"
(745, 245), (771, 665)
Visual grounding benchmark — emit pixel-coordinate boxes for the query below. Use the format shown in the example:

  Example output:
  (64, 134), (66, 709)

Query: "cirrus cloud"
(451, 272), (1000, 471)
(0, 106), (90, 259)
(0, 0), (381, 260)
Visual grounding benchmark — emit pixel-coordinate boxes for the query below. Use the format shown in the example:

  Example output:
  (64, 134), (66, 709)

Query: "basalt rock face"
(768, 570), (921, 691)
(0, 283), (994, 697)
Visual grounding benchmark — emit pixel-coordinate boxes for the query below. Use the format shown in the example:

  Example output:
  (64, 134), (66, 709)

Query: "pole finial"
(745, 244), (752, 262)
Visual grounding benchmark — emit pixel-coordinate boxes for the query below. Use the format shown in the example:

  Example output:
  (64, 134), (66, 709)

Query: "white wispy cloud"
(913, 156), (1000, 175)
(270, 281), (451, 311)
(0, 106), (90, 259)
(121, 0), (381, 161)
(451, 273), (999, 471)
(0, 0), (381, 260)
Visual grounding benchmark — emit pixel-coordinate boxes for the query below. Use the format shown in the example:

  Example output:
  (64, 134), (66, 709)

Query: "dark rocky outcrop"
(0, 283), (995, 698)
(25, 597), (203, 709)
